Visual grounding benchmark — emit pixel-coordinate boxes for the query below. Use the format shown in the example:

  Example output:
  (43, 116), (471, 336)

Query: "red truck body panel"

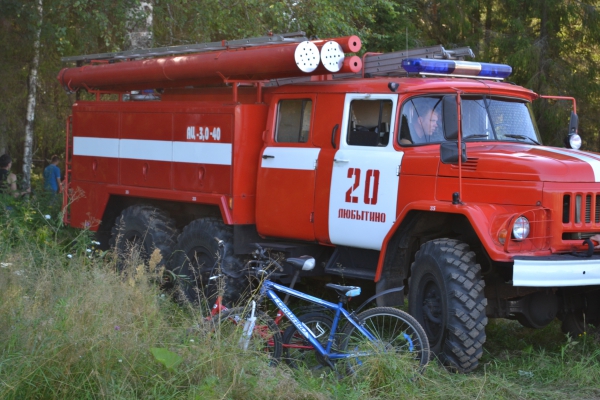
(69, 100), (268, 229)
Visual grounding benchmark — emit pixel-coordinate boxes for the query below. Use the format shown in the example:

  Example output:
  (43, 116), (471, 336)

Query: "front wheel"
(408, 239), (487, 373)
(215, 307), (282, 365)
(340, 307), (430, 374)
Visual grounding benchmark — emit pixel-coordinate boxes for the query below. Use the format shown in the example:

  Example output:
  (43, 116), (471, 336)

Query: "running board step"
(324, 267), (376, 280)
(323, 246), (379, 281)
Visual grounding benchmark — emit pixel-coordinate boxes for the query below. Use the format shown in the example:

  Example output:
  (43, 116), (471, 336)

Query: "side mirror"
(443, 95), (459, 140)
(569, 111), (578, 134)
(564, 111), (581, 149)
(440, 141), (467, 164)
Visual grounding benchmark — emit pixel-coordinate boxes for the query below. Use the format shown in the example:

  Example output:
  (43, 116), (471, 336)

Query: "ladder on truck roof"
(60, 33), (476, 89)
(61, 32), (310, 64)
(267, 44), (475, 86)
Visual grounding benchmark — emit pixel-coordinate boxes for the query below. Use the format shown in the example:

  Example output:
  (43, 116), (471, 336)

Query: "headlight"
(512, 216), (530, 240)
(568, 134), (582, 150)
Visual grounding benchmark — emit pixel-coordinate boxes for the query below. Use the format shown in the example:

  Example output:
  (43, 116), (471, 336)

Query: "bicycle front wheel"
(341, 307), (430, 373)
(215, 307), (283, 365)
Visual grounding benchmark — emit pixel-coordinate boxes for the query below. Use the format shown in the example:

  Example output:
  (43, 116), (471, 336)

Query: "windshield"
(461, 96), (542, 144)
(398, 95), (542, 146)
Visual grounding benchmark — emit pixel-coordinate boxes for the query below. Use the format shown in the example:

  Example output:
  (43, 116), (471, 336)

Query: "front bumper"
(513, 254), (600, 287)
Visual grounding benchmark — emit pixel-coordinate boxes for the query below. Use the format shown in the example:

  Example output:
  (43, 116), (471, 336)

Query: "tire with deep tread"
(170, 218), (245, 307)
(341, 306), (430, 373)
(408, 238), (487, 373)
(109, 205), (177, 271)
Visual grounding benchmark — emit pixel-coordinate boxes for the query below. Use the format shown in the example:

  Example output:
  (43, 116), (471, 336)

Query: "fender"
(70, 182), (234, 230)
(108, 186), (234, 224)
(374, 200), (551, 281)
(354, 286), (404, 313)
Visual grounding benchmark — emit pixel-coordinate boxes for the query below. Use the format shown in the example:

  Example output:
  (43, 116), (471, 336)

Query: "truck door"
(256, 95), (319, 241)
(328, 94), (403, 250)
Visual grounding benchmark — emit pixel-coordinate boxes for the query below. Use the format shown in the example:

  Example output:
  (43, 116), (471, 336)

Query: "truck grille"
(449, 158), (478, 171)
(562, 193), (600, 224)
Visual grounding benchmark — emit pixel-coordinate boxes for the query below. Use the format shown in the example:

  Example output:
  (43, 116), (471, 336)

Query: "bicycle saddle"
(285, 255), (315, 271)
(325, 283), (361, 297)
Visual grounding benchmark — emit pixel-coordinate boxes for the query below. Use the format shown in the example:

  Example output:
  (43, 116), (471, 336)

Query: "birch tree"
(22, 0), (43, 190)
(126, 1), (153, 50)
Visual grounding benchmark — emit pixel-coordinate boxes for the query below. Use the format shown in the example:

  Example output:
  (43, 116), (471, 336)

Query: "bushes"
(0, 199), (599, 398)
(0, 201), (320, 399)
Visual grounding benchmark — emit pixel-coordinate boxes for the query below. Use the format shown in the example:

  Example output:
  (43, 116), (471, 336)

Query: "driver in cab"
(400, 105), (444, 145)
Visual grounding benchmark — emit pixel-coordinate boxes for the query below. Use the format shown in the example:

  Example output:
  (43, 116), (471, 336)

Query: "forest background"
(1, 0), (599, 186)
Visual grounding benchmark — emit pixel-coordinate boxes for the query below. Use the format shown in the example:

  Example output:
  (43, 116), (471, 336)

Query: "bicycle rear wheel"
(215, 307), (283, 365)
(340, 307), (430, 373)
(282, 312), (333, 370)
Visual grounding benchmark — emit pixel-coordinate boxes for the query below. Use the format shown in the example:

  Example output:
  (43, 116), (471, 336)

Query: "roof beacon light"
(402, 58), (512, 79)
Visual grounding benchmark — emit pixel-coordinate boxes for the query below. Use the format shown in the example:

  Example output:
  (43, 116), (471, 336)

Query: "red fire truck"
(58, 33), (600, 372)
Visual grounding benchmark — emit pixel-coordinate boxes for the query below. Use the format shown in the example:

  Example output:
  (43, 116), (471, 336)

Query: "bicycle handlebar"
(209, 239), (284, 281)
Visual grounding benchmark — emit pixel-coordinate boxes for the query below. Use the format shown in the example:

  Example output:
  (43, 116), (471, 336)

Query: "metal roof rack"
(362, 45), (475, 77)
(61, 32), (309, 63)
(267, 44), (475, 86)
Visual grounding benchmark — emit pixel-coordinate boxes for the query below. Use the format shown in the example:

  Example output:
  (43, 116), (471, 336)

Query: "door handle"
(331, 124), (339, 149)
(262, 155), (275, 159)
(334, 158), (349, 163)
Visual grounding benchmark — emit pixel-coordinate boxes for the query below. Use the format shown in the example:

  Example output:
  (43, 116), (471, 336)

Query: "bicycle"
(180, 240), (333, 364)
(216, 244), (430, 374)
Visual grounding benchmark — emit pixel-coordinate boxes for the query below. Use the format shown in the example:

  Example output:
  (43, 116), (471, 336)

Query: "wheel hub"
(421, 280), (443, 342)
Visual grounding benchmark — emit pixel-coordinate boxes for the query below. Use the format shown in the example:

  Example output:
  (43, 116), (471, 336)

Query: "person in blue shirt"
(43, 155), (62, 199)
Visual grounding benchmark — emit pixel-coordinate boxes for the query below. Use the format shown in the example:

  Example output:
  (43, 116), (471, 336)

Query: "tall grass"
(1, 197), (599, 399)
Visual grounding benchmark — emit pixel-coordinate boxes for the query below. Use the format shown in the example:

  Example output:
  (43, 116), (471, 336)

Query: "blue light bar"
(401, 58), (512, 79)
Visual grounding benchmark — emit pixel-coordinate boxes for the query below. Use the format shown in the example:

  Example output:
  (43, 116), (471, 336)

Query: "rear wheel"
(170, 218), (245, 308)
(560, 310), (599, 336)
(561, 312), (588, 335)
(109, 205), (177, 272)
(559, 293), (600, 336)
(341, 307), (430, 374)
(408, 238), (487, 373)
(215, 307), (282, 365)
(282, 312), (333, 370)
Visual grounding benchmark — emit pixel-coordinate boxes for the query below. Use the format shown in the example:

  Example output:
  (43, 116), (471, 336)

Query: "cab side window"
(399, 97), (444, 145)
(347, 100), (392, 147)
(275, 99), (312, 143)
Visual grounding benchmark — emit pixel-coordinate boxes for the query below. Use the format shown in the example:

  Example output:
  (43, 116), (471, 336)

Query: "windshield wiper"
(463, 134), (488, 140)
(505, 134), (540, 145)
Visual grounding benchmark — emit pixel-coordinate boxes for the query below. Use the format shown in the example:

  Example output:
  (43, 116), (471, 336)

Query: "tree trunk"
(22, 0), (43, 190)
(484, 0), (493, 59)
(125, 1), (153, 50)
(536, 0), (548, 94)
(0, 113), (6, 155)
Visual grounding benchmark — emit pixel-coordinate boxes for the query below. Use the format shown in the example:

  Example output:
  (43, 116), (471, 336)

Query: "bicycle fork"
(239, 301), (257, 350)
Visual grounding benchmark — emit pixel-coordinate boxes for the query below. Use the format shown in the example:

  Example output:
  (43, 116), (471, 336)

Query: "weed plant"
(1, 197), (599, 399)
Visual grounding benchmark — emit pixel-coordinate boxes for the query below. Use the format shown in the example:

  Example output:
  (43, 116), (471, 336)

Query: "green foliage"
(152, 0), (394, 44)
(0, 208), (599, 398)
(2, 0), (600, 158)
(150, 347), (183, 370)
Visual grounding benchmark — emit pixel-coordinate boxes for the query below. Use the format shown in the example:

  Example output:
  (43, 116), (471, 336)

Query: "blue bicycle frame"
(260, 279), (376, 360)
